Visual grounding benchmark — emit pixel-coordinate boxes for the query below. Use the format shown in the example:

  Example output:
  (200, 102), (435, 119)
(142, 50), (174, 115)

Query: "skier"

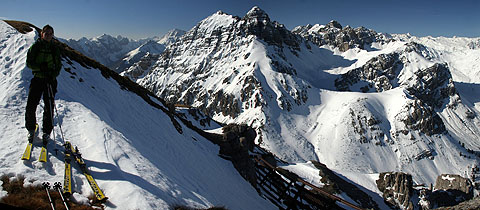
(25, 24), (62, 146)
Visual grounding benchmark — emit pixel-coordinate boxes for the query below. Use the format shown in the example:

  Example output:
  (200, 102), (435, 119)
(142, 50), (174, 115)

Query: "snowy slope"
(132, 7), (480, 207)
(0, 20), (275, 210)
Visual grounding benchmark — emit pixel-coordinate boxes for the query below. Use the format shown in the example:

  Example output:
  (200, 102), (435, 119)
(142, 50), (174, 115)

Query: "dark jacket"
(26, 39), (62, 79)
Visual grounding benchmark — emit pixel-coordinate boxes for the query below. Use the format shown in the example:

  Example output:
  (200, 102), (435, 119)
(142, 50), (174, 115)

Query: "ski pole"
(42, 182), (56, 210)
(46, 83), (57, 155)
(53, 182), (70, 210)
(47, 83), (66, 155)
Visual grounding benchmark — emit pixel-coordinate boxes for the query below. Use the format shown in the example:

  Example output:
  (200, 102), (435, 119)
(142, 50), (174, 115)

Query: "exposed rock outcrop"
(335, 52), (402, 92)
(220, 124), (257, 184)
(397, 99), (446, 136)
(293, 20), (391, 52)
(433, 174), (473, 203)
(405, 63), (458, 109)
(240, 6), (301, 50)
(376, 172), (415, 210)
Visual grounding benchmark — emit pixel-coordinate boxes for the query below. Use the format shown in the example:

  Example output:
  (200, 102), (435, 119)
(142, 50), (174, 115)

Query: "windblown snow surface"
(0, 21), (275, 209)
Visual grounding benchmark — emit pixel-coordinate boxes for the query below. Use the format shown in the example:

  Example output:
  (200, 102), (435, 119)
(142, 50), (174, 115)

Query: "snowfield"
(0, 21), (275, 210)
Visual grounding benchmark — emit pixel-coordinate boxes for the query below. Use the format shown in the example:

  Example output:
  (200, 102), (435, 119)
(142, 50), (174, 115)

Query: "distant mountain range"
(61, 29), (185, 73)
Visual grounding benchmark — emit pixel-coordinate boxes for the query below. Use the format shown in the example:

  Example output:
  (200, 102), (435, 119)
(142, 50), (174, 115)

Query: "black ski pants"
(25, 77), (57, 135)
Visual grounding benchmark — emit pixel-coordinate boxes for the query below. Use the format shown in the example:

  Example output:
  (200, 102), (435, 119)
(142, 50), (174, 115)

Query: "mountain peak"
(327, 20), (342, 29)
(244, 6), (270, 22)
(215, 10), (228, 15)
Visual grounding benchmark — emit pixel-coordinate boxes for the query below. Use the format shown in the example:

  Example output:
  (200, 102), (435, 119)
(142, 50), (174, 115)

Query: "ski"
(21, 143), (33, 160)
(38, 146), (48, 162)
(63, 141), (73, 196)
(68, 142), (108, 202)
(21, 124), (38, 160)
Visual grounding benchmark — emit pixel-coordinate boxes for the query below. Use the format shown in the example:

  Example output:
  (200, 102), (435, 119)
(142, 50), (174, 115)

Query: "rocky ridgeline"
(293, 20), (390, 52)
(335, 52), (402, 92)
(64, 34), (144, 73)
(66, 29), (184, 74)
(398, 62), (458, 136)
(138, 6), (310, 117)
(335, 42), (460, 136)
(376, 172), (475, 210)
(405, 63), (458, 109)
(240, 6), (301, 51)
(121, 53), (161, 81)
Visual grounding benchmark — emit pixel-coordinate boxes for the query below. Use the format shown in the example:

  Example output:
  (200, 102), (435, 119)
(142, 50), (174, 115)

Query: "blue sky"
(2, 0), (479, 40)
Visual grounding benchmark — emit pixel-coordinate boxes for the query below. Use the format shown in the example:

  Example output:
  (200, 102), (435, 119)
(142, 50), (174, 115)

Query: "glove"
(40, 62), (48, 72)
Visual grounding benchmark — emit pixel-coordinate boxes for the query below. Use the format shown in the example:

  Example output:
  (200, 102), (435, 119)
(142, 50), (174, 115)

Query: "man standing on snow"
(25, 24), (62, 146)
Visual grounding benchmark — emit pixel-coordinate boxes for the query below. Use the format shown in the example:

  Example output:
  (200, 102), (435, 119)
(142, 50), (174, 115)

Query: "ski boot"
(27, 130), (35, 143)
(42, 133), (49, 146)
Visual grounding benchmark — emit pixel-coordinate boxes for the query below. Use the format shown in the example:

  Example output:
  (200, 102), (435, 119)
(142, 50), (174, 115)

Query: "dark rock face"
(220, 124), (257, 184)
(335, 53), (402, 92)
(376, 172), (415, 210)
(376, 172), (477, 210)
(435, 196), (480, 210)
(398, 99), (446, 136)
(293, 20), (390, 52)
(397, 63), (457, 136)
(434, 174), (473, 197)
(240, 6), (301, 50)
(421, 174), (474, 209)
(406, 63), (457, 109)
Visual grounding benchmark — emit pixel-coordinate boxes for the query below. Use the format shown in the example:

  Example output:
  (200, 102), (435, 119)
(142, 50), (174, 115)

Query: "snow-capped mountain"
(63, 29), (185, 73)
(292, 20), (391, 52)
(0, 20), (275, 210)
(156, 29), (186, 46)
(63, 34), (143, 72)
(120, 29), (185, 81)
(131, 6), (480, 209)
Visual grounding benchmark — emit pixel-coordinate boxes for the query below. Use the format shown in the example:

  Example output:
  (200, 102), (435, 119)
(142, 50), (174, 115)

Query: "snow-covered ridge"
(0, 20), (275, 210)
(129, 7), (480, 209)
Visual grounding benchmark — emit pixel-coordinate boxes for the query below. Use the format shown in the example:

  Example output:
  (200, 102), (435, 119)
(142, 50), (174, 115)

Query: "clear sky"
(2, 0), (479, 40)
